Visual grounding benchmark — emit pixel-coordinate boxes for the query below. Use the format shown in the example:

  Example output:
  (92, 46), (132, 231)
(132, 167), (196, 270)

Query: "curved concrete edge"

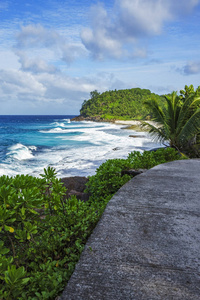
(61, 159), (200, 300)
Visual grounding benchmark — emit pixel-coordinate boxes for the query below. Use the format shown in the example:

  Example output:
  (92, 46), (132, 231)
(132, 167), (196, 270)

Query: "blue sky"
(0, 0), (200, 115)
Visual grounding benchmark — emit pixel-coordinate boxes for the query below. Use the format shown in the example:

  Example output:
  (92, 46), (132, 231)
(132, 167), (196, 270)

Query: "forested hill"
(79, 88), (162, 120)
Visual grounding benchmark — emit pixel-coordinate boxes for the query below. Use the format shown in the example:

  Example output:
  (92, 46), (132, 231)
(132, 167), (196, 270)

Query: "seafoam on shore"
(0, 116), (162, 178)
(114, 120), (159, 127)
(115, 120), (142, 126)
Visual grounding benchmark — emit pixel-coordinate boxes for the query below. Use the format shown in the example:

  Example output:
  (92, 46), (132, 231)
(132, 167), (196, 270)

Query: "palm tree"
(143, 89), (200, 156)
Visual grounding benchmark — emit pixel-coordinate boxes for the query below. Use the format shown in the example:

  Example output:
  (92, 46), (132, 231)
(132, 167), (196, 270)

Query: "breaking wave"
(0, 115), (161, 178)
(6, 144), (37, 161)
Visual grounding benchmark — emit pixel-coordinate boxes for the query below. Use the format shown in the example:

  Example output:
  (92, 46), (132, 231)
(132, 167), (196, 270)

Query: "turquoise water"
(0, 115), (161, 177)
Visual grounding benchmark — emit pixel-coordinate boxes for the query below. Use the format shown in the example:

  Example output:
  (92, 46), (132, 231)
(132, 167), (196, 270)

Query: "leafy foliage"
(143, 85), (200, 157)
(0, 148), (186, 299)
(86, 159), (132, 203)
(86, 147), (184, 203)
(0, 168), (100, 299)
(80, 88), (162, 120)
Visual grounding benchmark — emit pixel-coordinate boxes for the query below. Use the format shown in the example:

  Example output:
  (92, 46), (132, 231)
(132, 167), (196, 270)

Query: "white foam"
(6, 143), (36, 161)
(51, 122), (67, 127)
(39, 122), (122, 135)
(62, 119), (71, 123)
(29, 146), (37, 151)
(0, 121), (161, 178)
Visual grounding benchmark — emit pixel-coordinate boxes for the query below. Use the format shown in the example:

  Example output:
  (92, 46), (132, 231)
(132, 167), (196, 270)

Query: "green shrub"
(85, 158), (132, 203)
(127, 147), (185, 169)
(0, 167), (100, 299)
(86, 148), (186, 203)
(0, 148), (186, 299)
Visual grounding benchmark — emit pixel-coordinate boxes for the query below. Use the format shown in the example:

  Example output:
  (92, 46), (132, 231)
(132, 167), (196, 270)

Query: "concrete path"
(61, 159), (200, 300)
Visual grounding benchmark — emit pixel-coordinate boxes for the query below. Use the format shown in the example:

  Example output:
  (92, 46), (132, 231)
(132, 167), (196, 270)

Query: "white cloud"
(117, 0), (171, 37)
(0, 0), (199, 114)
(81, 27), (123, 60)
(81, 0), (199, 60)
(0, 66), (125, 113)
(0, 69), (46, 101)
(15, 24), (86, 66)
(0, 19), (129, 114)
(81, 3), (123, 60)
(16, 24), (60, 48)
(183, 61), (200, 75)
(15, 50), (58, 74)
(0, 50), (20, 69)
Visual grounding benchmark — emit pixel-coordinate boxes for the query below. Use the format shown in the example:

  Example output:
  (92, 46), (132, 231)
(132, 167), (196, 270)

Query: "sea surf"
(0, 115), (161, 178)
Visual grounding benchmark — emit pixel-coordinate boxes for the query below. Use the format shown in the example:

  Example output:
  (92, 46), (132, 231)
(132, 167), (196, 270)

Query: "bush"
(86, 148), (185, 203)
(0, 167), (100, 299)
(127, 147), (185, 169)
(0, 148), (186, 299)
(85, 158), (132, 203)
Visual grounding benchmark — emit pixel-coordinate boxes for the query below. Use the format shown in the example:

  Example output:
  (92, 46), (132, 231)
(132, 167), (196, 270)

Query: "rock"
(68, 190), (90, 202)
(121, 169), (147, 177)
(149, 146), (166, 152)
(129, 135), (146, 138)
(70, 115), (85, 121)
(113, 147), (121, 151)
(70, 115), (116, 123)
(61, 176), (88, 192)
(61, 176), (90, 201)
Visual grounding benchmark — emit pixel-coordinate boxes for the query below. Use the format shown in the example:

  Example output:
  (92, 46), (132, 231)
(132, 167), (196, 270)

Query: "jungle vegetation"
(143, 85), (200, 157)
(80, 88), (162, 120)
(80, 85), (200, 157)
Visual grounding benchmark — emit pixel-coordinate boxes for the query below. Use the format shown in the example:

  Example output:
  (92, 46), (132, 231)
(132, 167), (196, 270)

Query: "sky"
(0, 0), (200, 115)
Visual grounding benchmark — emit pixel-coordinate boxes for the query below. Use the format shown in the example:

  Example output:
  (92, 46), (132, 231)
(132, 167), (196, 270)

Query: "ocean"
(0, 115), (161, 178)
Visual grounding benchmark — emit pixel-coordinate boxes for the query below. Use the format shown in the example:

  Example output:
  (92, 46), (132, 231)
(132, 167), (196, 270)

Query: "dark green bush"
(0, 148), (186, 299)
(86, 148), (186, 203)
(85, 158), (132, 203)
(127, 147), (185, 169)
(0, 167), (100, 299)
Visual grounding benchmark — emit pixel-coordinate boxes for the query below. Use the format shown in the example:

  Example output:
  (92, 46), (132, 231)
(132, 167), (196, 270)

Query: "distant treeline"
(80, 88), (163, 120)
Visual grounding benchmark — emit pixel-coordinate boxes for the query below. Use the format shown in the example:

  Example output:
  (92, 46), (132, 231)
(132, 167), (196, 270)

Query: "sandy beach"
(115, 120), (142, 126)
(114, 120), (142, 126)
(114, 120), (159, 128)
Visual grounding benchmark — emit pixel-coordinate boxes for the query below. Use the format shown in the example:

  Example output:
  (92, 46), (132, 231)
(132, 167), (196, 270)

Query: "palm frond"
(178, 108), (200, 144)
(144, 98), (166, 125)
(165, 92), (180, 134)
(142, 121), (167, 144)
(177, 95), (200, 135)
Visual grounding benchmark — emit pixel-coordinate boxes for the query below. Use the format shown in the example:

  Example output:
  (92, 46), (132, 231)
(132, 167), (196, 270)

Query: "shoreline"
(1, 116), (160, 178)
(114, 119), (159, 130)
(114, 120), (142, 126)
(70, 116), (158, 129)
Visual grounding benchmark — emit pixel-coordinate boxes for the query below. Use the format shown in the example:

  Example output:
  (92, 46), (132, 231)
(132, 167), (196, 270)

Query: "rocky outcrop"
(70, 115), (115, 123)
(129, 134), (146, 138)
(61, 176), (90, 202)
(121, 169), (147, 177)
(70, 115), (85, 121)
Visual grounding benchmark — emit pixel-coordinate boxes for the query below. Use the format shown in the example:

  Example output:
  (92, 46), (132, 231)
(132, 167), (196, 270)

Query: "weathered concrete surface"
(61, 159), (200, 300)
